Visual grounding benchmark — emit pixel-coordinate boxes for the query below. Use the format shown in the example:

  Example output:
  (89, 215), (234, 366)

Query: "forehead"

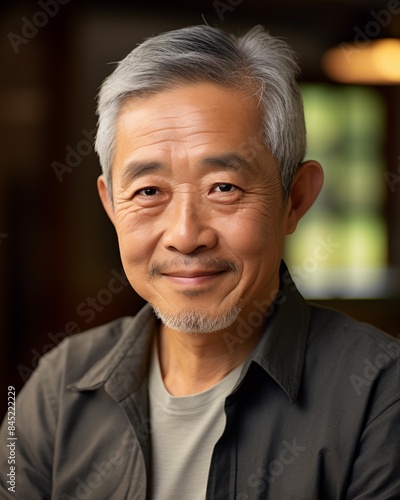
(115, 82), (262, 147)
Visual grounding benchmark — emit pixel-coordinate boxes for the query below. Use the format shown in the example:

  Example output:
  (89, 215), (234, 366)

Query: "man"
(1, 24), (399, 499)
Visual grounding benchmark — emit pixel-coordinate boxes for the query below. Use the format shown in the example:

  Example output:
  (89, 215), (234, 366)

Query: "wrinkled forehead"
(114, 82), (266, 158)
(117, 77), (264, 123)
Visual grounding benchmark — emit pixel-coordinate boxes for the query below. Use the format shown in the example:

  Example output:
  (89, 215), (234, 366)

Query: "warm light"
(322, 38), (400, 84)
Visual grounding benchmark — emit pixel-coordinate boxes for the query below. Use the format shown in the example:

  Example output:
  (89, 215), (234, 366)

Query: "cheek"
(221, 205), (284, 261)
(117, 229), (156, 298)
(115, 214), (160, 269)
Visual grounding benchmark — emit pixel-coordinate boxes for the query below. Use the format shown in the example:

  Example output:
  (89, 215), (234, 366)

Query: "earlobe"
(285, 161), (324, 235)
(97, 175), (115, 226)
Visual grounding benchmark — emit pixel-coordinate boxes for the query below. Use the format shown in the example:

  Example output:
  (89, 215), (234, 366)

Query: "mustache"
(149, 256), (239, 277)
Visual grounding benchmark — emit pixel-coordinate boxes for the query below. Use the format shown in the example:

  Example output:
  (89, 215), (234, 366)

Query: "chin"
(151, 303), (242, 335)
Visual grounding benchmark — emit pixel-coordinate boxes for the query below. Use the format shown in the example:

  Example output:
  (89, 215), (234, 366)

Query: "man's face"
(103, 82), (293, 333)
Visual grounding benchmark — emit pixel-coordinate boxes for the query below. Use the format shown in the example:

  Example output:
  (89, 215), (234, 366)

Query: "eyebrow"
(200, 152), (260, 177)
(121, 151), (259, 185)
(121, 161), (165, 185)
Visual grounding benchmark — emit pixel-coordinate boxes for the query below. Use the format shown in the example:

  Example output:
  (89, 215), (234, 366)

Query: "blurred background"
(1, 0), (400, 415)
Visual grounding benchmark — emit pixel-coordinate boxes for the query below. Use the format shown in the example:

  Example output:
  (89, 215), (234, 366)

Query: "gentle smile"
(149, 258), (239, 280)
(163, 270), (225, 278)
(162, 270), (225, 283)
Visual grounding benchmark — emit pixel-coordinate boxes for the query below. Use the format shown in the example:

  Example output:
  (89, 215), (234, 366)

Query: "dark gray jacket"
(1, 269), (400, 499)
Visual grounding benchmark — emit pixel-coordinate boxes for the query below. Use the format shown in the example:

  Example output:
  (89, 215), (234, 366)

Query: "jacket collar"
(68, 262), (310, 404)
(240, 262), (310, 403)
(67, 304), (157, 400)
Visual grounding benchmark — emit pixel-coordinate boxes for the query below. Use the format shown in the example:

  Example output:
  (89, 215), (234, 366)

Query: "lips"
(149, 258), (239, 279)
(163, 270), (224, 278)
(162, 269), (225, 286)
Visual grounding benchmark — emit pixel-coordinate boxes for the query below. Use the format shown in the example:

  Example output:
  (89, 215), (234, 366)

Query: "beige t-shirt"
(149, 340), (243, 500)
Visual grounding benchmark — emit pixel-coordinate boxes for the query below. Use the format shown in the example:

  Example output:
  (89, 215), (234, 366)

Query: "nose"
(161, 193), (218, 254)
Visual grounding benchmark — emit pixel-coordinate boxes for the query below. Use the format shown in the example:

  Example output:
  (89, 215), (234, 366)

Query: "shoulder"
(30, 303), (155, 389)
(307, 302), (399, 358)
(306, 303), (400, 420)
(36, 315), (135, 384)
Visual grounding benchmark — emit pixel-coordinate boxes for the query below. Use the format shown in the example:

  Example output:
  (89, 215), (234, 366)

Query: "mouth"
(149, 257), (239, 289)
(162, 270), (226, 286)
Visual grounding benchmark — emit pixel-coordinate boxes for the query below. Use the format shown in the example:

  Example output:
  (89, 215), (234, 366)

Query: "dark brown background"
(1, 0), (400, 417)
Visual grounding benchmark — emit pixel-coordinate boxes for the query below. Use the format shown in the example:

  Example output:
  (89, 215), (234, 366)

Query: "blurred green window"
(284, 84), (387, 298)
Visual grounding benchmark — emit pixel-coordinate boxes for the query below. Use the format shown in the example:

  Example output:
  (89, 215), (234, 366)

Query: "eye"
(136, 187), (159, 196)
(213, 183), (237, 193)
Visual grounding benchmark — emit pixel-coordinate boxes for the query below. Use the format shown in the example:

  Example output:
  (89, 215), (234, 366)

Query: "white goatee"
(152, 304), (242, 335)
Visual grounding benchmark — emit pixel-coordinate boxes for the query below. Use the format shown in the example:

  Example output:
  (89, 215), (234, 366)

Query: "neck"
(157, 316), (264, 396)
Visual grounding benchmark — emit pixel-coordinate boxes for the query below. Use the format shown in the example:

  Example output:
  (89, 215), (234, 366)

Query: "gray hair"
(94, 24), (306, 200)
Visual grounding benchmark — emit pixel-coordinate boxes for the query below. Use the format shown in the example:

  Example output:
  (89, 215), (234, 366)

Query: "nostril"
(162, 226), (218, 255)
(165, 243), (212, 255)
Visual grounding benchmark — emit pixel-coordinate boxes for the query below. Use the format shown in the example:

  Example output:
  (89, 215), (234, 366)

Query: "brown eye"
(215, 184), (236, 192)
(138, 187), (159, 196)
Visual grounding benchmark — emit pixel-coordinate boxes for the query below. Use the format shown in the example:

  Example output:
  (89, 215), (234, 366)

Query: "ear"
(97, 175), (115, 226)
(285, 160), (324, 235)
